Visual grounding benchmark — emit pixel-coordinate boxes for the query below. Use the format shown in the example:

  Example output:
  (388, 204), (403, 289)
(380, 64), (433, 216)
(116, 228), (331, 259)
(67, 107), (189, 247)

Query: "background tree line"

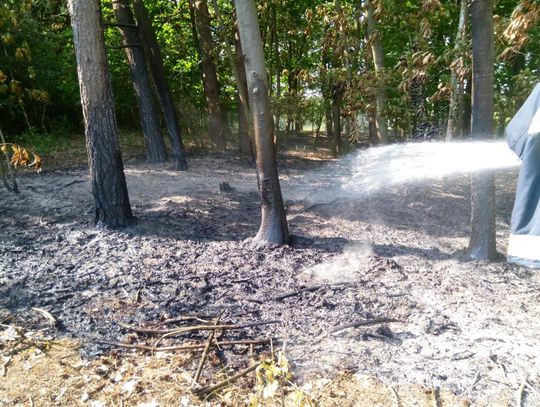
(1, 0), (539, 151)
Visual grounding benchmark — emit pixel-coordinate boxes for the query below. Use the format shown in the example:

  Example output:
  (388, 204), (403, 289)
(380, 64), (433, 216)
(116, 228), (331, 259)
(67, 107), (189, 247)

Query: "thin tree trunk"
(234, 32), (254, 157)
(210, 0), (252, 156)
(468, 0), (497, 260)
(325, 104), (334, 147)
(368, 109), (378, 145)
(234, 0), (289, 245)
(463, 72), (472, 137)
(190, 0), (229, 151)
(365, 0), (388, 144)
(336, 0), (351, 154)
(332, 87), (342, 156)
(446, 0), (468, 141)
(272, 6), (281, 140)
(112, 0), (167, 163)
(132, 0), (188, 170)
(68, 0), (133, 227)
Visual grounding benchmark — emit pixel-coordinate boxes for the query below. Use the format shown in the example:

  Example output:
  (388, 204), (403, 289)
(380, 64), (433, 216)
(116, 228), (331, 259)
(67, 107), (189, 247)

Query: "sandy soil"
(1, 152), (540, 406)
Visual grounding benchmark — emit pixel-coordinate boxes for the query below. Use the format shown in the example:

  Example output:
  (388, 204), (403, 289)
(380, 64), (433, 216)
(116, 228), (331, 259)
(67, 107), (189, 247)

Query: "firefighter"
(506, 83), (540, 268)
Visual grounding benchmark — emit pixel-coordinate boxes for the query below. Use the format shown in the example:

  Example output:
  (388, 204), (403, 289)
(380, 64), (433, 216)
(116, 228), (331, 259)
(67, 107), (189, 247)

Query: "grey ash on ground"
(1, 153), (539, 404)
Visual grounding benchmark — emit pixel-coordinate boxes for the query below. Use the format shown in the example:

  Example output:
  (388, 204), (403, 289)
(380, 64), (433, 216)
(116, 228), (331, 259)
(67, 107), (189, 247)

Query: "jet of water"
(283, 140), (521, 201)
(342, 140), (520, 195)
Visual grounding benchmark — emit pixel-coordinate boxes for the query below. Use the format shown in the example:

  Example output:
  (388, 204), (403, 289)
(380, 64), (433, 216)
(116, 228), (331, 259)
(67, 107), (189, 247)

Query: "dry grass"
(1, 330), (509, 407)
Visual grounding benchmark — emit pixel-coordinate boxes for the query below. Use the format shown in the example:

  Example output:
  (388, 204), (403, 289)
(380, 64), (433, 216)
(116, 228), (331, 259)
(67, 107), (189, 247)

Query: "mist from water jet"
(283, 140), (520, 202)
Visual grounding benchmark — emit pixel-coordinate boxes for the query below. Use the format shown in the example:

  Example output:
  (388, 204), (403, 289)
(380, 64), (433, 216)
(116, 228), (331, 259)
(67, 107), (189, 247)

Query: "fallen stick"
(526, 380), (540, 397)
(96, 338), (273, 352)
(327, 318), (402, 336)
(118, 319), (280, 335)
(150, 315), (215, 327)
(194, 363), (260, 396)
(31, 307), (58, 328)
(432, 387), (441, 407)
(63, 180), (85, 187)
(271, 282), (352, 302)
(516, 377), (527, 407)
(191, 314), (222, 388)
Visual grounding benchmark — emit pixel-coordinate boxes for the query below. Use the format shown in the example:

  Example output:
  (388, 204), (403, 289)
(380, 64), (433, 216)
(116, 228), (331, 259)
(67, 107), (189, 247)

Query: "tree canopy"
(0, 0), (538, 148)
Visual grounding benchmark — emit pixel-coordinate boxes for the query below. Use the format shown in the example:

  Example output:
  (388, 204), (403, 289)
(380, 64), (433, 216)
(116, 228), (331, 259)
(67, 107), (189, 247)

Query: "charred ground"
(1, 152), (539, 406)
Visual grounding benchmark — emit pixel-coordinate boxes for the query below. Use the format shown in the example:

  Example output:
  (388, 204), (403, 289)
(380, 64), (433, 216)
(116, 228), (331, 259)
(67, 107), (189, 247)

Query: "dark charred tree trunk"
(68, 0), (133, 227)
(368, 109), (379, 145)
(332, 82), (344, 156)
(468, 0), (497, 260)
(190, 0), (229, 151)
(112, 0), (166, 163)
(325, 105), (334, 146)
(331, 102), (341, 156)
(234, 0), (289, 245)
(132, 0), (188, 170)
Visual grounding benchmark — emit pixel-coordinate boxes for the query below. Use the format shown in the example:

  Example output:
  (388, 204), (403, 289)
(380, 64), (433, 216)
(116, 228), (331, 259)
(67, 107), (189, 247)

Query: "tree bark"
(271, 6), (281, 140)
(331, 83), (343, 157)
(209, 0), (252, 156)
(132, 0), (188, 170)
(446, 0), (468, 141)
(190, 0), (229, 151)
(468, 0), (497, 260)
(68, 0), (133, 227)
(234, 32), (254, 157)
(365, 0), (388, 144)
(112, 0), (167, 163)
(234, 0), (289, 245)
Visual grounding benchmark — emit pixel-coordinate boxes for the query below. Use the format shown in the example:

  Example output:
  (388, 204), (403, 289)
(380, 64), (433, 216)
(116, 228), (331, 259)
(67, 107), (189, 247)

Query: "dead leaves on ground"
(1, 143), (42, 171)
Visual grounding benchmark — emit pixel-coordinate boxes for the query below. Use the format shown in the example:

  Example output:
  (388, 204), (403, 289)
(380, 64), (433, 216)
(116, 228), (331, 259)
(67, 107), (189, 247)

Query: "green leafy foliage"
(0, 0), (536, 149)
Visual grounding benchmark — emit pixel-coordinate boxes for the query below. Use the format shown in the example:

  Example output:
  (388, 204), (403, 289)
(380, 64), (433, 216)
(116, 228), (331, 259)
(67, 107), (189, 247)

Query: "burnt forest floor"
(1, 148), (540, 406)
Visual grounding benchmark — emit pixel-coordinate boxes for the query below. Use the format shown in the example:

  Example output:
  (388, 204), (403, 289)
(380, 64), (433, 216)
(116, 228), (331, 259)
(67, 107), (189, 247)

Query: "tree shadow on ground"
(372, 243), (456, 261)
(295, 175), (515, 239)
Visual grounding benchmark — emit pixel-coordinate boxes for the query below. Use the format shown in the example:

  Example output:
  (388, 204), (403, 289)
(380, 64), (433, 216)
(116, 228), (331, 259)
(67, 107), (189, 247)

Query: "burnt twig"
(150, 315), (215, 327)
(516, 377), (527, 407)
(118, 319), (279, 335)
(194, 363), (260, 397)
(63, 180), (85, 187)
(191, 314), (223, 389)
(96, 338), (273, 352)
(327, 318), (402, 336)
(271, 282), (352, 302)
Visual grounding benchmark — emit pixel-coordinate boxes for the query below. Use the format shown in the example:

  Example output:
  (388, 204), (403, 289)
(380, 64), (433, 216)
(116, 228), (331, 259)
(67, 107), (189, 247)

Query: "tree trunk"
(446, 0), (468, 141)
(190, 0), (229, 151)
(234, 0), (289, 245)
(365, 0), (388, 144)
(368, 109), (378, 145)
(132, 0), (188, 170)
(463, 71), (472, 137)
(325, 104), (334, 147)
(112, 0), (166, 163)
(272, 7), (281, 140)
(468, 0), (497, 260)
(336, 0), (351, 154)
(68, 0), (133, 227)
(332, 85), (342, 156)
(234, 33), (254, 156)
(209, 0), (252, 157)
